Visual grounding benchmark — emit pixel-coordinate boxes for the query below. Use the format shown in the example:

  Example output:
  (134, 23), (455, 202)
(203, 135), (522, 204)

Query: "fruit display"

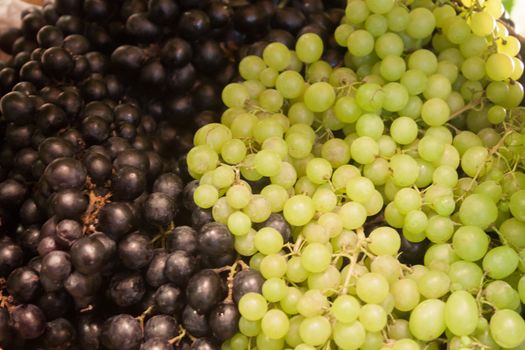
(0, 0), (524, 350)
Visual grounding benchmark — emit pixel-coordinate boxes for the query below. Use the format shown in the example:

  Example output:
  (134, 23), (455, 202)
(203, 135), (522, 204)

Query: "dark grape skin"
(232, 270), (264, 304)
(153, 283), (182, 315)
(399, 234), (429, 265)
(146, 250), (169, 288)
(70, 236), (106, 275)
(198, 222), (234, 258)
(51, 189), (89, 220)
(101, 314), (143, 350)
(208, 303), (240, 341)
(98, 202), (135, 240)
(161, 38), (192, 68)
(0, 179), (28, 209)
(144, 314), (178, 341)
(9, 304), (47, 340)
(164, 250), (198, 286)
(0, 91), (34, 125)
(108, 272), (146, 307)
(77, 314), (102, 350)
(0, 242), (24, 276)
(6, 267), (41, 303)
(43, 157), (87, 191)
(191, 337), (219, 350)
(118, 232), (153, 270)
(42, 317), (76, 348)
(255, 213), (291, 243)
(166, 226), (198, 254)
(148, 0), (180, 24)
(142, 192), (175, 227)
(40, 250), (72, 284)
(55, 219), (83, 248)
(140, 338), (173, 350)
(111, 165), (147, 201)
(0, 307), (12, 346)
(182, 304), (210, 338)
(186, 269), (224, 314)
(37, 291), (71, 320)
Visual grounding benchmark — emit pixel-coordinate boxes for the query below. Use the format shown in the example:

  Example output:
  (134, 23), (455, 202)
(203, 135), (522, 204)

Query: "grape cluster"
(0, 0), (350, 349)
(187, 1), (525, 348)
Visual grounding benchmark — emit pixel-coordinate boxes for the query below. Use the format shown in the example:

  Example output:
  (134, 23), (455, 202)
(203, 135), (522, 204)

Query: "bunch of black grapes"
(0, 0), (346, 349)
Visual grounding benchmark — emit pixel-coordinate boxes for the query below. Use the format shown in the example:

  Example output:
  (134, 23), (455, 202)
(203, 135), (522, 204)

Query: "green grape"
(261, 184), (289, 212)
(365, 14), (388, 37)
(356, 83), (385, 112)
(437, 61), (459, 84)
(187, 144), (219, 175)
(417, 269), (450, 299)
(368, 226), (401, 256)
(375, 32), (404, 59)
(321, 138), (351, 168)
(303, 82), (336, 113)
(244, 79), (265, 98)
(276, 70), (305, 99)
(335, 24), (354, 47)
(307, 265), (340, 292)
(389, 154), (420, 187)
(285, 315), (304, 347)
(425, 215), (454, 243)
(253, 118), (285, 144)
(270, 162), (297, 190)
(432, 165), (458, 188)
(224, 212), (247, 238)
(222, 83), (250, 108)
(409, 299), (446, 341)
(230, 333), (249, 350)
(259, 67), (279, 87)
(334, 96), (362, 123)
(443, 16), (471, 44)
(258, 89), (284, 112)
(280, 287), (302, 315)
(299, 316), (332, 347)
(286, 133), (313, 159)
(347, 29), (375, 57)
(306, 60), (333, 82)
(359, 304), (387, 332)
(296, 33), (323, 64)
(461, 56), (485, 81)
(459, 34), (488, 57)
(331, 295), (361, 323)
(288, 102), (315, 125)
(482, 245), (519, 279)
(406, 7), (436, 39)
(361, 332), (384, 350)
(239, 293), (268, 321)
(297, 290), (329, 317)
(485, 53), (514, 81)
(408, 49), (438, 75)
(424, 74), (452, 100)
(448, 261), (483, 292)
(415, 159), (435, 188)
(262, 137), (288, 161)
(243, 195), (271, 223)
(387, 6), (410, 32)
(256, 333), (284, 350)
(356, 272), (389, 304)
(345, 0), (369, 24)
(333, 321), (366, 350)
(484, 280), (521, 310)
(312, 186), (338, 214)
(392, 339), (420, 350)
(213, 165), (235, 189)
(226, 183), (252, 210)
(250, 252), (264, 270)
(499, 218), (525, 249)
(261, 309), (290, 339)
(235, 228), (258, 256)
(363, 158), (390, 186)
(418, 136), (446, 163)
(366, 0), (394, 14)
(509, 190), (525, 222)
(351, 136), (379, 165)
(382, 82), (409, 112)
(391, 278), (420, 312)
(346, 176), (375, 203)
(459, 193), (498, 229)
(213, 197), (234, 224)
(305, 157), (333, 185)
(286, 256), (309, 283)
(254, 150), (282, 178)
(332, 164), (360, 191)
(294, 176), (317, 197)
(380, 55), (406, 81)
(451, 225), (490, 262)
(283, 195), (315, 227)
(260, 254), (287, 279)
(193, 184), (219, 209)
(489, 309), (525, 348)
(356, 113), (384, 140)
(421, 98), (450, 126)
(390, 117), (418, 145)
(230, 113), (258, 139)
(255, 227), (284, 255)
(263, 42), (291, 71)
(300, 242), (331, 273)
(221, 139), (247, 165)
(239, 55), (266, 80)
(424, 243), (459, 272)
(339, 201), (367, 230)
(400, 95), (423, 119)
(460, 146), (490, 178)
(519, 276), (525, 304)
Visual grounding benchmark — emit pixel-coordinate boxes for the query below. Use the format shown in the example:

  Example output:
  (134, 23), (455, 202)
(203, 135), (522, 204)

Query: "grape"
(238, 293), (268, 321)
(489, 310), (525, 348)
(261, 309), (289, 339)
(409, 299), (446, 341)
(333, 321), (366, 350)
(299, 316), (332, 346)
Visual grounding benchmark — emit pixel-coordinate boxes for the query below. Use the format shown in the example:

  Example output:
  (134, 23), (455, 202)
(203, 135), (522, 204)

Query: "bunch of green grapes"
(186, 0), (525, 347)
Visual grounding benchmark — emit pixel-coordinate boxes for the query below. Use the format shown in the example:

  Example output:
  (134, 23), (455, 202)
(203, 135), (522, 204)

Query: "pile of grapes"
(0, 0), (524, 349)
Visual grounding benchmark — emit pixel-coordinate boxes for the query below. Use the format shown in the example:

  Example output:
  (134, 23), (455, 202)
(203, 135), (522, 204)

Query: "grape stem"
(82, 178), (112, 234)
(340, 228), (366, 295)
(449, 97), (484, 120)
(168, 326), (187, 345)
(135, 305), (153, 331)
